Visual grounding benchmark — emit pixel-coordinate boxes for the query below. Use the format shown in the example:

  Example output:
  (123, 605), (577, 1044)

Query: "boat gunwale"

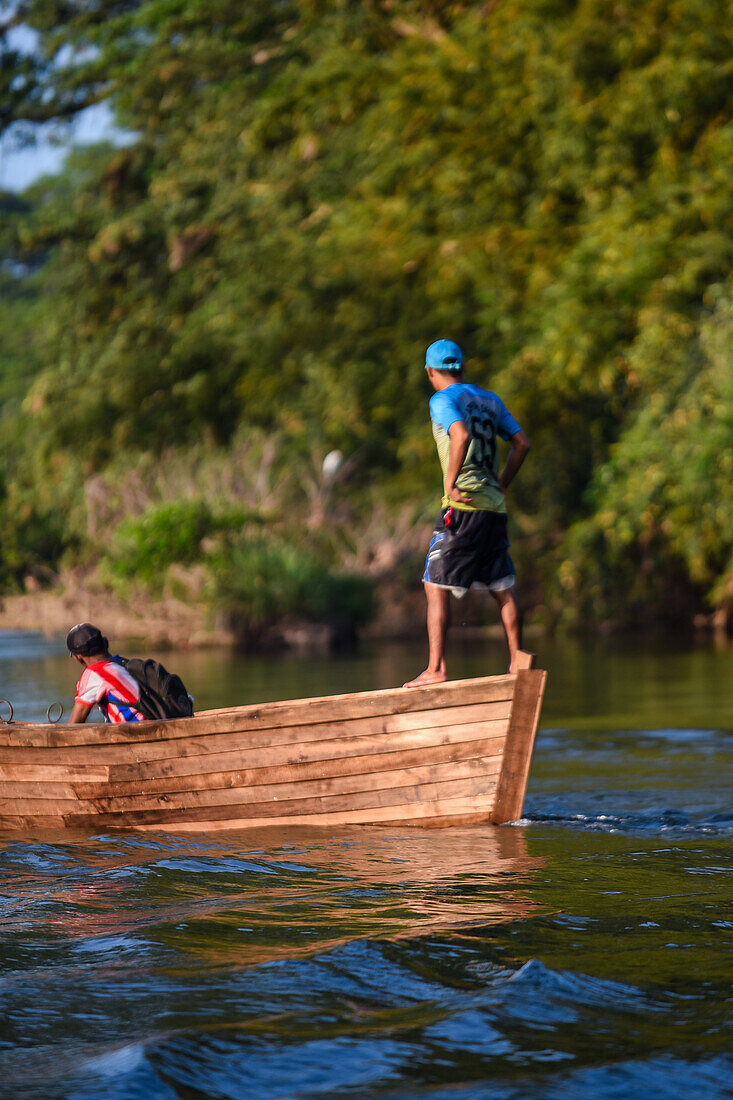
(0, 673), (518, 745)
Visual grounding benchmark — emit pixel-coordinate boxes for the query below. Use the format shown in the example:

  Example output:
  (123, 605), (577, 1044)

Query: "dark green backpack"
(120, 657), (193, 720)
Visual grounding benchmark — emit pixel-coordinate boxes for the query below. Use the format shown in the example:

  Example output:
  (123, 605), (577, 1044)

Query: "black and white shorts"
(422, 507), (515, 598)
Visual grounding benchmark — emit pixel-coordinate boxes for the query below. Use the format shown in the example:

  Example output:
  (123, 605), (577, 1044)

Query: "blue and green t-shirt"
(429, 383), (522, 513)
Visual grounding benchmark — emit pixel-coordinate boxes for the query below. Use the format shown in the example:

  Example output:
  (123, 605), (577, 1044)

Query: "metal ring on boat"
(0, 698), (13, 723)
(46, 701), (64, 724)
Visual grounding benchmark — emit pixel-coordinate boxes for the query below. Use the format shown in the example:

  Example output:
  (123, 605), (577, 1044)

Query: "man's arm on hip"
(446, 420), (473, 504)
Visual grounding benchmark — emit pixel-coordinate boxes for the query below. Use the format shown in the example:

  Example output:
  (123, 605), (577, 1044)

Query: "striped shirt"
(74, 656), (146, 723)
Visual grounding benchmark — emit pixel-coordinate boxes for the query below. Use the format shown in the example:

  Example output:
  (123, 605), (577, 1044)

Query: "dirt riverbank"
(0, 577), (438, 651)
(0, 583), (225, 649)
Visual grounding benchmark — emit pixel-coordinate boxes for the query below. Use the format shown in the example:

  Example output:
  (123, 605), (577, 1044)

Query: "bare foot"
(403, 669), (448, 688)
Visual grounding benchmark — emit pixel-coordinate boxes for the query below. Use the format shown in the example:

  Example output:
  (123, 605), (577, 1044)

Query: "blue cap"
(425, 339), (463, 371)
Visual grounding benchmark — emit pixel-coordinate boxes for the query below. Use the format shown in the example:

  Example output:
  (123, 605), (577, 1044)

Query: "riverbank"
(0, 582), (221, 650)
(0, 575), (437, 651)
(2, 574), (728, 653)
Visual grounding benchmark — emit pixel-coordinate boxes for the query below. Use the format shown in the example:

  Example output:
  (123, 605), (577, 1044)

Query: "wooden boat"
(0, 652), (545, 832)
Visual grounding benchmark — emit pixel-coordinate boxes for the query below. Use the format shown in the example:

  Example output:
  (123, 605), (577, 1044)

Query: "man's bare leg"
(403, 583), (450, 687)
(491, 587), (522, 672)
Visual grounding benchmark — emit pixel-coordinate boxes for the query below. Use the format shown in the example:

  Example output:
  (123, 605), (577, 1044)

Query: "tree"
(0, 0), (731, 624)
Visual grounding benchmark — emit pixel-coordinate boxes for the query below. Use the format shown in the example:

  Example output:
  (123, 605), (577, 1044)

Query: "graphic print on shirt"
(75, 657), (146, 723)
(465, 398), (497, 472)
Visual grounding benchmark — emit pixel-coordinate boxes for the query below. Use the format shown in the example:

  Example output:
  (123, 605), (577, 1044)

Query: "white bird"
(322, 450), (343, 481)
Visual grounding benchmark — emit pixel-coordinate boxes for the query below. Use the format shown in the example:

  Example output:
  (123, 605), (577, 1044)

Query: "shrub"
(209, 535), (374, 641)
(108, 500), (256, 585)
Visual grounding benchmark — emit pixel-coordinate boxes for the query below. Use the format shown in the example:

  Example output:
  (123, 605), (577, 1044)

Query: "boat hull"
(0, 669), (546, 832)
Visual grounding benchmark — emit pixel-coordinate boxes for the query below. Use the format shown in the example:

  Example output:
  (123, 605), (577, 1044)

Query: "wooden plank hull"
(0, 668), (546, 832)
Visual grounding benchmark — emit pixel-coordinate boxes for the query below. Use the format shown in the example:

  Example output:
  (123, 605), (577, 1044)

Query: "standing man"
(404, 340), (530, 687)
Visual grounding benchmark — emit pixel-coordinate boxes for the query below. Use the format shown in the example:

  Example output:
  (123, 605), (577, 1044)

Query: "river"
(0, 630), (731, 1098)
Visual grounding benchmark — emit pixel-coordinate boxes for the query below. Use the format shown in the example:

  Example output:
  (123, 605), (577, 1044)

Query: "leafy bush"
(209, 535), (374, 641)
(0, 502), (70, 589)
(109, 500), (256, 584)
(555, 282), (733, 625)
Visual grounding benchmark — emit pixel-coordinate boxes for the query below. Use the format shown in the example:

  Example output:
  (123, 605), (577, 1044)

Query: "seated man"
(66, 622), (147, 724)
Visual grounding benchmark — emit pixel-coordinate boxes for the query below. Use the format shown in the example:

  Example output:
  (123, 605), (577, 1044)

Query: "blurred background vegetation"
(0, 0), (731, 639)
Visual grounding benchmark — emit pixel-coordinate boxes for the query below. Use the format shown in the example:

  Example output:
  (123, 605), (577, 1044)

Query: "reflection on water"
(0, 827), (539, 969)
(0, 630), (732, 1099)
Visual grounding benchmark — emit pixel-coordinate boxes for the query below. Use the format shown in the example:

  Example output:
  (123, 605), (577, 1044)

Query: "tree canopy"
(1, 0), (731, 629)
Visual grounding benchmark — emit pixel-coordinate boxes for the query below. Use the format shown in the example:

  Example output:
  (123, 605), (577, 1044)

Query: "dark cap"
(66, 622), (107, 657)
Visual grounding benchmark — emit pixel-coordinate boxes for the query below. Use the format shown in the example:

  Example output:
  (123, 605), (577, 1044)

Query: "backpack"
(119, 657), (194, 720)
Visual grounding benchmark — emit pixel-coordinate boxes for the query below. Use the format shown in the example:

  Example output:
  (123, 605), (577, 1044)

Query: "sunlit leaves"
(0, 0), (731, 621)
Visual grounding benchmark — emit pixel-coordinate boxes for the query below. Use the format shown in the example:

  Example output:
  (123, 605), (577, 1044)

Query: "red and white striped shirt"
(75, 657), (146, 723)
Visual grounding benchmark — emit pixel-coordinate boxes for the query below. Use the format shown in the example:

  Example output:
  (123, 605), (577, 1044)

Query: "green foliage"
(209, 535), (374, 640)
(0, 0), (731, 626)
(108, 499), (257, 584)
(558, 281), (733, 623)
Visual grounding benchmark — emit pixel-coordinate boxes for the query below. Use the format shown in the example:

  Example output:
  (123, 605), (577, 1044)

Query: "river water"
(0, 630), (731, 1099)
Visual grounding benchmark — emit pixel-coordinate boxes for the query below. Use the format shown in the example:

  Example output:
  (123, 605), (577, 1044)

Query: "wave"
(517, 807), (733, 836)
